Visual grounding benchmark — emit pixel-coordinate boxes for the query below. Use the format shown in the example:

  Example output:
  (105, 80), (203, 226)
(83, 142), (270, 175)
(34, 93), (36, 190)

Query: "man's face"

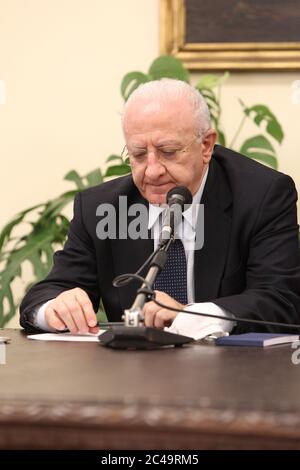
(123, 98), (216, 204)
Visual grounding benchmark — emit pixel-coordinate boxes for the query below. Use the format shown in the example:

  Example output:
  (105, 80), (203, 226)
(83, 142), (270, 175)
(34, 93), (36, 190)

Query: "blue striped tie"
(154, 238), (188, 305)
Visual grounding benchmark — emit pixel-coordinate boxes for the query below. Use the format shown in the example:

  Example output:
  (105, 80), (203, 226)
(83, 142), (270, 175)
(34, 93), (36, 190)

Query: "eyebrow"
(130, 140), (182, 149)
(156, 140), (181, 147)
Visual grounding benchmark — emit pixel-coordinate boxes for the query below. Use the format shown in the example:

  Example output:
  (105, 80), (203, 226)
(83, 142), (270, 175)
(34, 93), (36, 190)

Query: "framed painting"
(160, 0), (300, 70)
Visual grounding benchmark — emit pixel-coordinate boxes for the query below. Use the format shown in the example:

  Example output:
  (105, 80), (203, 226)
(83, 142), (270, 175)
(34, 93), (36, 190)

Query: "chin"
(147, 193), (167, 205)
(144, 184), (177, 204)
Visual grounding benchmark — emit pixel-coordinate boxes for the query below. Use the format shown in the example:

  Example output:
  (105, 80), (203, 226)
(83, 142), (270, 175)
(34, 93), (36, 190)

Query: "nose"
(144, 151), (166, 179)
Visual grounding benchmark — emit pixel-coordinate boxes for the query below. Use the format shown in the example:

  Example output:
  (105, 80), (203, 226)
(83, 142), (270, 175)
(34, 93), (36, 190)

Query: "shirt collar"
(148, 165), (209, 230)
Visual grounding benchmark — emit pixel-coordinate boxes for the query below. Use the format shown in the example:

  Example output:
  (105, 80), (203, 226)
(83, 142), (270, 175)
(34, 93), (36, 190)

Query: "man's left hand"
(142, 291), (185, 329)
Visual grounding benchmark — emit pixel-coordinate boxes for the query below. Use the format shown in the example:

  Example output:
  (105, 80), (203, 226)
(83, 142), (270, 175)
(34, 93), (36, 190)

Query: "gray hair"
(122, 78), (211, 136)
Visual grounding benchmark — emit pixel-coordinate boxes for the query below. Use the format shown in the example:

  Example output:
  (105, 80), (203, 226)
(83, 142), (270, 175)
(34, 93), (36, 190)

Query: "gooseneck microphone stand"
(99, 186), (194, 349)
(99, 236), (193, 349)
(122, 238), (172, 328)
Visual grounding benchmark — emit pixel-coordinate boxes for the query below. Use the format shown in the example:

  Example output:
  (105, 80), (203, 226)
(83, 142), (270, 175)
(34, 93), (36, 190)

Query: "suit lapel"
(194, 158), (232, 301)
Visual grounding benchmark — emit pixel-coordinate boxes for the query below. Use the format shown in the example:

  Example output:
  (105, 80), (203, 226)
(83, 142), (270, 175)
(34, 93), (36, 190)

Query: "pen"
(55, 322), (125, 332)
(97, 322), (124, 328)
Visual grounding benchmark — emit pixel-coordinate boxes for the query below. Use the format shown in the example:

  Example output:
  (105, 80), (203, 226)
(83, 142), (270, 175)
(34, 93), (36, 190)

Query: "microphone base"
(98, 326), (193, 350)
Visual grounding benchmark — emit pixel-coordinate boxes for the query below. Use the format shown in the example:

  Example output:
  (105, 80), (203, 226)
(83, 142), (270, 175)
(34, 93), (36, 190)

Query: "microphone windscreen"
(166, 186), (193, 207)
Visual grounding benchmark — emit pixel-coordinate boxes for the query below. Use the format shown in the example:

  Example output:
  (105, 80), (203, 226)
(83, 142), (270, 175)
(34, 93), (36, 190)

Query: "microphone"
(99, 186), (194, 350)
(159, 186), (193, 244)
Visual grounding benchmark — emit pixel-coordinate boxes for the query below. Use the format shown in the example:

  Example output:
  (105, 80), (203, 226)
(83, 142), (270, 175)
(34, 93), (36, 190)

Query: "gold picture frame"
(160, 0), (300, 70)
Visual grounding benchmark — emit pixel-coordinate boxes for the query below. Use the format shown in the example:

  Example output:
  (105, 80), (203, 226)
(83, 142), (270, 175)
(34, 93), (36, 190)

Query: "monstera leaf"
(0, 168), (105, 327)
(148, 55), (190, 82)
(121, 72), (149, 102)
(240, 102), (284, 144)
(240, 135), (278, 170)
(195, 72), (229, 146)
(121, 55), (189, 101)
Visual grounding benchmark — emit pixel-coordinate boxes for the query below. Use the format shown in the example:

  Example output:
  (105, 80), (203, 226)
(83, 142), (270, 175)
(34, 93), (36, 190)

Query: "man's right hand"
(45, 288), (99, 334)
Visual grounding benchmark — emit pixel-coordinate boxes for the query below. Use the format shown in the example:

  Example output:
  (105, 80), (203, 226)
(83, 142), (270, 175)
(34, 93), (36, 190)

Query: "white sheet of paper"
(27, 331), (106, 342)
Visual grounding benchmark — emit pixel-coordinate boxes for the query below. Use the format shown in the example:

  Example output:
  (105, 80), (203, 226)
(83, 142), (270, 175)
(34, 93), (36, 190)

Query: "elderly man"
(20, 79), (300, 338)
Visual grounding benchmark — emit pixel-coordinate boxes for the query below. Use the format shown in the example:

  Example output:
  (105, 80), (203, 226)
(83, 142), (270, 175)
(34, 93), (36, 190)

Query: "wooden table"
(1, 328), (300, 450)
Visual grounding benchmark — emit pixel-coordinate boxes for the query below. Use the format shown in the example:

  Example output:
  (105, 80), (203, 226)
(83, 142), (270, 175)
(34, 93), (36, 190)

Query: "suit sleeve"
(214, 174), (300, 333)
(19, 192), (100, 330)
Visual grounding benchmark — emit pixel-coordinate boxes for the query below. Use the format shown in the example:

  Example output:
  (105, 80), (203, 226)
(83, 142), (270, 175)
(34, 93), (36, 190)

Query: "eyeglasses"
(121, 135), (202, 163)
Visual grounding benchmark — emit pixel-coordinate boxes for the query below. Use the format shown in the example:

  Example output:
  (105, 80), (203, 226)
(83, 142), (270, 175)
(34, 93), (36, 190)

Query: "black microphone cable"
(113, 272), (300, 332)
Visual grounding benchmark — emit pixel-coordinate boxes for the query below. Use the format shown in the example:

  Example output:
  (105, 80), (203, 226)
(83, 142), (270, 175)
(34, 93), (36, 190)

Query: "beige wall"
(0, 0), (160, 229)
(0, 1), (299, 327)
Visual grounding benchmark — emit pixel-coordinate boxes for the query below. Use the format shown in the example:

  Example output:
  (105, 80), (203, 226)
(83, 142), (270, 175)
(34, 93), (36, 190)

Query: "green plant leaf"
(200, 89), (220, 118)
(240, 134), (276, 153)
(38, 190), (77, 222)
(240, 135), (278, 169)
(30, 252), (48, 280)
(148, 55), (190, 83)
(85, 169), (103, 187)
(0, 203), (44, 251)
(1, 231), (56, 288)
(64, 170), (85, 190)
(0, 179), (84, 326)
(121, 71), (148, 101)
(266, 119), (284, 144)
(105, 164), (131, 177)
(106, 154), (123, 163)
(241, 103), (284, 144)
(217, 130), (226, 146)
(0, 229), (55, 325)
(244, 151), (278, 169)
(44, 244), (54, 272)
(196, 72), (229, 90)
(0, 283), (15, 328)
(199, 88), (225, 144)
(200, 88), (219, 105)
(200, 88), (221, 121)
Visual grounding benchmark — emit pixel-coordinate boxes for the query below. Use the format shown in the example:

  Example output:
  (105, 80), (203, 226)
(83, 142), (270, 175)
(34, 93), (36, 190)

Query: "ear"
(201, 129), (218, 164)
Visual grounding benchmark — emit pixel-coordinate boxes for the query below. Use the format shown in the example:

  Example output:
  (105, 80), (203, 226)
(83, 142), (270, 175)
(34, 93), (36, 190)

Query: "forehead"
(123, 97), (197, 138)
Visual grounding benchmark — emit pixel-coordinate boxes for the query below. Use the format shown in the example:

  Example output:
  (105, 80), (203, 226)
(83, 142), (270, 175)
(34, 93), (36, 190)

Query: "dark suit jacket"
(20, 145), (300, 333)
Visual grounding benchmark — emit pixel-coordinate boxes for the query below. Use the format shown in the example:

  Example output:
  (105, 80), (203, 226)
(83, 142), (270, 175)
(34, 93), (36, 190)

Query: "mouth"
(145, 183), (175, 193)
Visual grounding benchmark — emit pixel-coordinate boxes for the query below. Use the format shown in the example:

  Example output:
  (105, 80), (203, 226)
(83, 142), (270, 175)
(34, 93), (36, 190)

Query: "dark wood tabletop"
(1, 328), (300, 450)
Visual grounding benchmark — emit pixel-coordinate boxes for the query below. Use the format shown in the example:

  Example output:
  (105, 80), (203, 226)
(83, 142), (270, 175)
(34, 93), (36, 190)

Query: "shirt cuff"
(164, 302), (236, 340)
(35, 299), (57, 332)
